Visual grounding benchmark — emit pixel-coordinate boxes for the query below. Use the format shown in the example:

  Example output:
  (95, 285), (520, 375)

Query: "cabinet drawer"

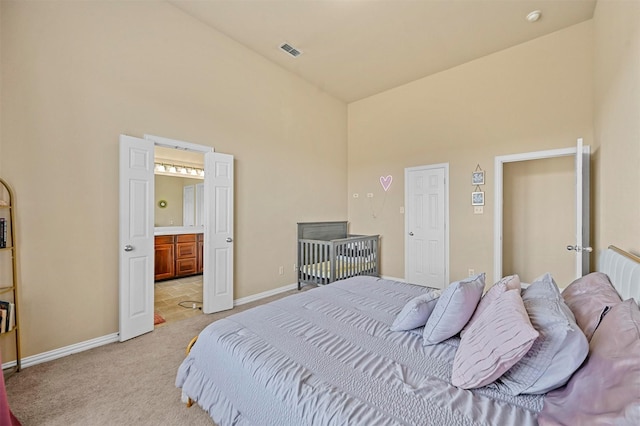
(176, 234), (197, 243)
(176, 242), (197, 259)
(155, 235), (174, 245)
(176, 258), (198, 276)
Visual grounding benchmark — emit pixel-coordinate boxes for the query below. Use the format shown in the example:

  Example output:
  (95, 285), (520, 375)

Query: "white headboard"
(598, 245), (640, 303)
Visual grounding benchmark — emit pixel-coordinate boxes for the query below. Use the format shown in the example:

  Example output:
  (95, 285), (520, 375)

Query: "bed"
(176, 246), (640, 425)
(296, 221), (379, 289)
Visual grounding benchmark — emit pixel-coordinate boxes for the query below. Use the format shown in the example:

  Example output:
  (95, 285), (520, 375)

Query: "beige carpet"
(5, 287), (311, 425)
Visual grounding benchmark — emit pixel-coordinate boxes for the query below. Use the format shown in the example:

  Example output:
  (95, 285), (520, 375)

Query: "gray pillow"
(390, 290), (441, 331)
(497, 273), (589, 395)
(422, 273), (485, 345)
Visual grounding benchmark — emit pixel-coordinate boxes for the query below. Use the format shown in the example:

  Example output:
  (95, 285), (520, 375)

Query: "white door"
(183, 185), (195, 227)
(571, 138), (591, 276)
(195, 183), (204, 227)
(405, 164), (448, 288)
(119, 135), (154, 342)
(202, 152), (234, 314)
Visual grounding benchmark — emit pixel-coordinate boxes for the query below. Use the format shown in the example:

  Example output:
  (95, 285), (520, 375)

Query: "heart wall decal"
(380, 175), (393, 192)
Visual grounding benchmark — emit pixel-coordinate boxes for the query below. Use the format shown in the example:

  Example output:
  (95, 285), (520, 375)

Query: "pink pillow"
(539, 299), (640, 425)
(561, 272), (622, 341)
(451, 289), (539, 389)
(461, 275), (520, 336)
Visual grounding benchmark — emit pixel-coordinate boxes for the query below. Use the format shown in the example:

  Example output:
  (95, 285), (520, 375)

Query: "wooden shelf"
(0, 177), (21, 372)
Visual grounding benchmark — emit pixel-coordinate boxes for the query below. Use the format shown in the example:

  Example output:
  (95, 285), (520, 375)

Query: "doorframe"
(493, 146), (578, 284)
(143, 134), (214, 315)
(404, 163), (450, 287)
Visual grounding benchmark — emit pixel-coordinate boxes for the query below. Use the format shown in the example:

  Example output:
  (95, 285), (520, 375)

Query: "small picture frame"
(472, 191), (485, 206)
(472, 171), (485, 185)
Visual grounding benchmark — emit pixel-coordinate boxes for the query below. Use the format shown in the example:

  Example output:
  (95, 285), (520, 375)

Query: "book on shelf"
(0, 217), (6, 248)
(0, 300), (15, 333)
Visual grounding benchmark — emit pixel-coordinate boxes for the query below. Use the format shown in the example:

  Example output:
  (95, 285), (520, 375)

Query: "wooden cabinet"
(154, 233), (203, 281)
(197, 234), (204, 273)
(154, 236), (175, 281)
(175, 234), (197, 277)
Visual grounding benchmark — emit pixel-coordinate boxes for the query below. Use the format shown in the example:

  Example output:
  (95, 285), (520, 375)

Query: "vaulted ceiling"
(170, 0), (596, 102)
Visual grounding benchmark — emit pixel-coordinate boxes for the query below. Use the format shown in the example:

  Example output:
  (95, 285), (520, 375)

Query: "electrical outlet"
(293, 264), (298, 272)
(468, 269), (475, 277)
(278, 266), (284, 275)
(474, 206), (484, 214)
(399, 206), (405, 214)
(367, 193), (374, 198)
(353, 193), (359, 198)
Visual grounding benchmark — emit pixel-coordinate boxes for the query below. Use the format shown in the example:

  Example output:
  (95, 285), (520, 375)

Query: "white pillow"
(422, 273), (485, 345)
(390, 290), (441, 331)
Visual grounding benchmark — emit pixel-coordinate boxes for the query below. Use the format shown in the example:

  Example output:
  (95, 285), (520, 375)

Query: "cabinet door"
(197, 239), (204, 273)
(154, 244), (175, 281)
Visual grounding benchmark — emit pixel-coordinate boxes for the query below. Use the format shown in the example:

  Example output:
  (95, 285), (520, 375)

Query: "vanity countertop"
(154, 226), (204, 236)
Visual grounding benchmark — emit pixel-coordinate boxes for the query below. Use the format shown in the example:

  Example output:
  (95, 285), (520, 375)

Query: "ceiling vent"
(279, 43), (303, 58)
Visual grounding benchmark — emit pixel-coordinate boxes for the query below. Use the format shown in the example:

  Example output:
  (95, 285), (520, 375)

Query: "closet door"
(183, 185), (195, 227)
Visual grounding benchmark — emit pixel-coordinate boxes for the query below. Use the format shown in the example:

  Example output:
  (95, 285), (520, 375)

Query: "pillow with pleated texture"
(497, 273), (589, 395)
(452, 289), (538, 389)
(390, 290), (442, 331)
(422, 273), (485, 345)
(561, 272), (622, 341)
(461, 274), (521, 337)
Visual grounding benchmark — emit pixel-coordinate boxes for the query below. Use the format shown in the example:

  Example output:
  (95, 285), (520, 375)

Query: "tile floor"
(154, 275), (203, 326)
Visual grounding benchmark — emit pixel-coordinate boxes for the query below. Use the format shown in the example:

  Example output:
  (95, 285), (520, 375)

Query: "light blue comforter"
(176, 276), (542, 425)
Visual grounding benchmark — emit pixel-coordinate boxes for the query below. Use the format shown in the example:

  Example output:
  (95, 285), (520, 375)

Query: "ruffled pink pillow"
(452, 289), (538, 389)
(461, 275), (520, 336)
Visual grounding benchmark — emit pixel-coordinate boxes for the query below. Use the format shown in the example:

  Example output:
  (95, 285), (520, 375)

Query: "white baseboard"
(2, 332), (120, 371)
(2, 283), (301, 371)
(233, 282), (298, 306)
(381, 275), (406, 282)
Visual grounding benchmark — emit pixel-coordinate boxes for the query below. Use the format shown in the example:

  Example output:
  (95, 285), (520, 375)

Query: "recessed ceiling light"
(526, 10), (542, 23)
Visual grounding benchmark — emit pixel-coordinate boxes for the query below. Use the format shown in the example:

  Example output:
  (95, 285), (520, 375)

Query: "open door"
(119, 135), (154, 342)
(202, 152), (234, 314)
(568, 138), (592, 276)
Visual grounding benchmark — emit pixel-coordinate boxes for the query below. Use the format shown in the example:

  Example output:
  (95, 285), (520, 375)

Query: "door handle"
(408, 232), (414, 236)
(567, 245), (593, 253)
(124, 245), (134, 252)
(226, 237), (233, 243)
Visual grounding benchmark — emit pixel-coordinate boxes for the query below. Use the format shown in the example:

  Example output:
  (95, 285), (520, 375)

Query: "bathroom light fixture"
(526, 10), (542, 23)
(154, 162), (205, 178)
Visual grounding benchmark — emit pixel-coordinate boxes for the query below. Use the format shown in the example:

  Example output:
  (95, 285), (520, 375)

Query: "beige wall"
(154, 175), (202, 227)
(503, 156), (575, 286)
(348, 22), (594, 283)
(0, 1), (347, 358)
(593, 1), (640, 257)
